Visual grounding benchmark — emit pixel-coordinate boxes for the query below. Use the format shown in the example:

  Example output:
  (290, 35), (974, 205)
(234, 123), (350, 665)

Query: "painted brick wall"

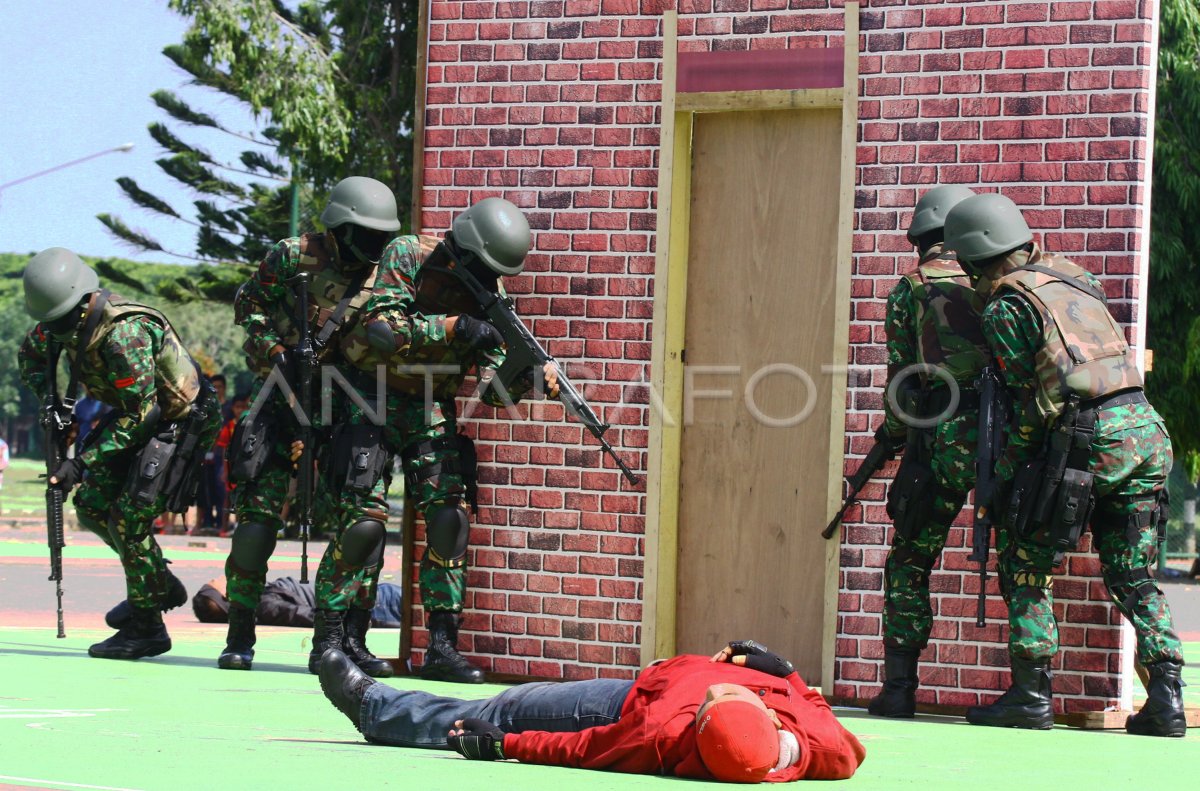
(420, 0), (1157, 709)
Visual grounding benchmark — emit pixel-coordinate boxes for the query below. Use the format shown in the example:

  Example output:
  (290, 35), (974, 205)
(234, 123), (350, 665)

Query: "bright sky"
(0, 0), (267, 264)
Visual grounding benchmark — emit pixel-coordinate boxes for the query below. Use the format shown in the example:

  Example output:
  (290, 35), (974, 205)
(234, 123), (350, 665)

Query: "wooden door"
(674, 108), (843, 680)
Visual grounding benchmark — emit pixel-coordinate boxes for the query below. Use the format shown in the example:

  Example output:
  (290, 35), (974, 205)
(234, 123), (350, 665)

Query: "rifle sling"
(61, 289), (111, 411)
(315, 273), (368, 349)
(1022, 264), (1106, 303)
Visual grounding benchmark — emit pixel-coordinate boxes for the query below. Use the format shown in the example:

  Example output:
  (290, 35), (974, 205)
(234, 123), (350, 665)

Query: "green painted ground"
(0, 625), (1196, 791)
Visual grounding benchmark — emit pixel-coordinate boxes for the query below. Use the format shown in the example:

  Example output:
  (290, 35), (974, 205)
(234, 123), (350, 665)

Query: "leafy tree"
(100, 0), (419, 269)
(1148, 0), (1200, 480)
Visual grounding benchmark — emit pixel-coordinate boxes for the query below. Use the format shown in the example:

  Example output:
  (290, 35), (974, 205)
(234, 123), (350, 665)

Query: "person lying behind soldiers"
(19, 248), (220, 659)
(337, 197), (560, 684)
(220, 176), (407, 676)
(318, 640), (865, 782)
(867, 185), (987, 718)
(944, 193), (1187, 737)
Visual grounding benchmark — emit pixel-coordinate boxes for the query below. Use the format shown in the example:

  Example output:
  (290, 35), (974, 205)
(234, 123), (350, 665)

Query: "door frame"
(641, 3), (859, 689)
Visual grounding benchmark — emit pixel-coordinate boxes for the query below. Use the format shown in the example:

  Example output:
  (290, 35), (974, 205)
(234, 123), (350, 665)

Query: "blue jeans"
(359, 678), (634, 748)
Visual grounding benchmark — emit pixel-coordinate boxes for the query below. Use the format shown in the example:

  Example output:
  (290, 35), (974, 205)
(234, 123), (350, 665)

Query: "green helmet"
(319, 176), (401, 232)
(943, 193), (1033, 265)
(23, 247), (100, 322)
(907, 185), (976, 243)
(451, 197), (531, 276)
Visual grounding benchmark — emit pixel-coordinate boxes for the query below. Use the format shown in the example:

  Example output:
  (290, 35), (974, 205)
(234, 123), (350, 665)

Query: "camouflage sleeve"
(981, 293), (1044, 481)
(18, 326), (51, 401)
(882, 277), (918, 438)
(235, 239), (301, 369)
(370, 238), (448, 350)
(78, 318), (164, 468)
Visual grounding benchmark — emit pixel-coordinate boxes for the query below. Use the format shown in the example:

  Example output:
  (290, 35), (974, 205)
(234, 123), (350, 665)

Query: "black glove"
(269, 350), (296, 383)
(874, 424), (906, 457)
(453, 315), (504, 351)
(51, 457), (85, 491)
(728, 640), (795, 679)
(448, 718), (506, 760)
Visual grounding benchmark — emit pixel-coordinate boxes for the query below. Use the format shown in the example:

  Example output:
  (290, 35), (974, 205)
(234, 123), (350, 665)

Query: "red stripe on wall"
(676, 47), (844, 94)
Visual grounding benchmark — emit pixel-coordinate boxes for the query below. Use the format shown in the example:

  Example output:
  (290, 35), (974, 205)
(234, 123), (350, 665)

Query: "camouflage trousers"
(997, 421), (1183, 665)
(883, 410), (977, 651)
(342, 393), (469, 615)
(74, 452), (172, 610)
(227, 385), (377, 612)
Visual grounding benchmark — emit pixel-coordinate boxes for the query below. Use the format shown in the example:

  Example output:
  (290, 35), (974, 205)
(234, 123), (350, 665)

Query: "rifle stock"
(287, 273), (316, 583)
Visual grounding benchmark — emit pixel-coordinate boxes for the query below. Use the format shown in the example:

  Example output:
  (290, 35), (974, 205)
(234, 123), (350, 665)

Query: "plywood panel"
(677, 109), (842, 680)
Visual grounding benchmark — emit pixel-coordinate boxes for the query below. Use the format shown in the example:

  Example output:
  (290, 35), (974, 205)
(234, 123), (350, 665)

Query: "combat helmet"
(320, 177), (402, 232)
(943, 193), (1033, 270)
(907, 185), (976, 243)
(23, 247), (100, 322)
(450, 197), (531, 277)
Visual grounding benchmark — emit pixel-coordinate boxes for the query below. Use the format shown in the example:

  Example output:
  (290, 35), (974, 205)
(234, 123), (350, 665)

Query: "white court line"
(0, 777), (141, 791)
(0, 708), (121, 719)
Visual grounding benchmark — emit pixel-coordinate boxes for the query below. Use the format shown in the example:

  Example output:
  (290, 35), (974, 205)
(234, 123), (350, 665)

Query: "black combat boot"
(318, 649), (377, 732)
(421, 611), (484, 684)
(308, 609), (348, 674)
(867, 648), (920, 718)
(217, 605), (257, 670)
(88, 606), (172, 660)
(105, 568), (188, 629)
(343, 608), (394, 678)
(1126, 661), (1188, 737)
(966, 657), (1054, 729)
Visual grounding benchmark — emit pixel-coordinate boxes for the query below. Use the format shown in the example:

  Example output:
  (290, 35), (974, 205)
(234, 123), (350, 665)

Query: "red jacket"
(502, 655), (865, 782)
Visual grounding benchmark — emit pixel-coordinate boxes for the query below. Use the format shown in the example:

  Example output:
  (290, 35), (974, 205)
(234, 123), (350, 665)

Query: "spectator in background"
(194, 373), (229, 536)
(215, 391), (250, 536)
(0, 434), (9, 498)
(73, 396), (110, 455)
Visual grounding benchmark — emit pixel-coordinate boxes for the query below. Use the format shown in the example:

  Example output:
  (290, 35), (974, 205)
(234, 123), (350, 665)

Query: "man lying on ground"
(319, 639), (865, 783)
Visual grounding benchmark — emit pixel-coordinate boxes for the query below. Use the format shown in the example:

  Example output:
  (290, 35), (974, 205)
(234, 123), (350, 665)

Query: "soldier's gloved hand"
(269, 348), (296, 383)
(712, 640), (795, 679)
(874, 424), (906, 457)
(448, 718), (506, 760)
(50, 458), (85, 491)
(451, 315), (504, 351)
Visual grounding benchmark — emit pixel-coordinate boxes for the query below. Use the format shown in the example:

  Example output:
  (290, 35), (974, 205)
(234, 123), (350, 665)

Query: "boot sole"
(420, 668), (485, 684)
(966, 715), (1053, 729)
(88, 641), (172, 660)
(218, 655), (254, 670)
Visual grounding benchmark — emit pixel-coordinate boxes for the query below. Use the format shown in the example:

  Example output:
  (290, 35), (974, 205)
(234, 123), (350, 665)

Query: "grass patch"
(1, 457), (48, 512)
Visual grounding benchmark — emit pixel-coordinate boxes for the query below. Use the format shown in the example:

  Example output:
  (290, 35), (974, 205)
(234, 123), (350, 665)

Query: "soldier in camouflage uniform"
(338, 197), (558, 683)
(868, 186), (985, 718)
(945, 194), (1186, 737)
(19, 248), (220, 659)
(220, 176), (408, 677)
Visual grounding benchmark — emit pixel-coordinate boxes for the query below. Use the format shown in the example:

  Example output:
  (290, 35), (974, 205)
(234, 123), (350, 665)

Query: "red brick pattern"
(421, 0), (1156, 709)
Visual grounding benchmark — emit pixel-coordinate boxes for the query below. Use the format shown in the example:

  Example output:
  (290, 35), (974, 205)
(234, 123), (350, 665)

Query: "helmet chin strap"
(334, 225), (382, 268)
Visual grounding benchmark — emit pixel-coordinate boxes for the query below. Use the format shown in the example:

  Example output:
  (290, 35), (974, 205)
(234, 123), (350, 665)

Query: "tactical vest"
(902, 246), (989, 387)
(268, 233), (379, 362)
(339, 234), (483, 399)
(74, 294), (201, 420)
(991, 251), (1142, 422)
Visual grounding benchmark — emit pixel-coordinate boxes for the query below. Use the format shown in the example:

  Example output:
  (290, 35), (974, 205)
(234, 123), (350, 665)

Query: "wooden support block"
(1061, 707), (1200, 729)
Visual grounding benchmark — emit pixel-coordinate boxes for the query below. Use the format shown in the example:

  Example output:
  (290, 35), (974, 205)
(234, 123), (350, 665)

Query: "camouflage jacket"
(339, 234), (530, 406)
(234, 232), (437, 376)
(979, 245), (1158, 480)
(883, 243), (987, 438)
(19, 295), (202, 468)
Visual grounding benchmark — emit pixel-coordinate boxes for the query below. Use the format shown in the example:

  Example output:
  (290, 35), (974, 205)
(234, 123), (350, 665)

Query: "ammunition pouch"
(329, 423), (390, 495)
(887, 449), (935, 540)
(400, 433), (478, 510)
(127, 427), (178, 506)
(229, 403), (275, 483)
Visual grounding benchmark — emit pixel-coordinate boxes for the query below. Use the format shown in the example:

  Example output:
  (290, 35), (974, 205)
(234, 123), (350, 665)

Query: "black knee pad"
(425, 502), (469, 563)
(230, 521), (278, 571)
(342, 519), (386, 567)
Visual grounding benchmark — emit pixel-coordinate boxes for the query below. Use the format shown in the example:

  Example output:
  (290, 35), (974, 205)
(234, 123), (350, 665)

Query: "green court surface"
(1, 630), (1197, 790)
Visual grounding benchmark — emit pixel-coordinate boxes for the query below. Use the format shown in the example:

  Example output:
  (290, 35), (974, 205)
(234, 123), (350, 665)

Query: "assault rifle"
(287, 273), (316, 583)
(969, 365), (1009, 627)
(42, 344), (69, 638)
(822, 426), (898, 540)
(426, 248), (640, 485)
